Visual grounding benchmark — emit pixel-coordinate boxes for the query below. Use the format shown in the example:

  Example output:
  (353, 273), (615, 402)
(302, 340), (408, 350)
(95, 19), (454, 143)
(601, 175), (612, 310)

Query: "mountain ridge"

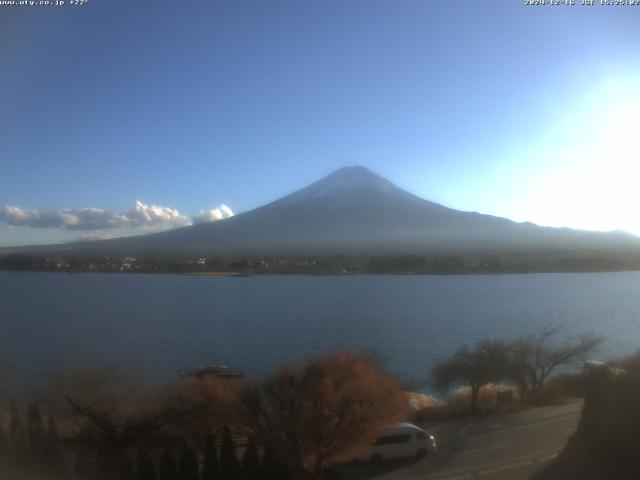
(2, 166), (639, 259)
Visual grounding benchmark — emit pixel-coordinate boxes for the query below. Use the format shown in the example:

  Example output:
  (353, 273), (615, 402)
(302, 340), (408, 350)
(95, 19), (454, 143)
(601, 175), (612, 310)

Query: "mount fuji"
(6, 166), (640, 258)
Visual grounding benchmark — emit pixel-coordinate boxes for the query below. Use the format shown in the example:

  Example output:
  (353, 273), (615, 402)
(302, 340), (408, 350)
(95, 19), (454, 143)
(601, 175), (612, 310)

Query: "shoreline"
(2, 268), (640, 277)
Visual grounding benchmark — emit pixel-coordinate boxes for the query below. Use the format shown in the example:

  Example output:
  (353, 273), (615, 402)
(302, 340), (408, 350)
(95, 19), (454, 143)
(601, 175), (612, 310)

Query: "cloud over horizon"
(0, 201), (234, 231)
(193, 204), (234, 224)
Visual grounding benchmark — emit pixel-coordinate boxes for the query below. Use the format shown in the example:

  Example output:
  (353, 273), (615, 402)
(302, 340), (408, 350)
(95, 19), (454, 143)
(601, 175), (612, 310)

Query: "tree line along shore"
(2, 252), (640, 275)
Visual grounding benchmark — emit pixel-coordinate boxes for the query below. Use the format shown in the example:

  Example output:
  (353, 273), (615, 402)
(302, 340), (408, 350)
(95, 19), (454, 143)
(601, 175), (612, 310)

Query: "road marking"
(466, 414), (579, 438)
(457, 443), (508, 456)
(402, 450), (560, 480)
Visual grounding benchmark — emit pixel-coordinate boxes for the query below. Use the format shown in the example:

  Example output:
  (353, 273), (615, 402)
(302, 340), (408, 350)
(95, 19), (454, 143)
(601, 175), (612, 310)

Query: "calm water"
(2, 271), (640, 392)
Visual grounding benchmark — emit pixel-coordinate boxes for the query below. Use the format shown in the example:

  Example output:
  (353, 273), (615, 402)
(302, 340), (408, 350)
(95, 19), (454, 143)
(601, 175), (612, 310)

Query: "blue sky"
(1, 0), (639, 246)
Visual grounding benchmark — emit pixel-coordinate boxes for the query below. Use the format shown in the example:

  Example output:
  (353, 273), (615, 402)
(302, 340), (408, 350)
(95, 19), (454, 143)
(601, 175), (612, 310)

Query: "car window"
(374, 433), (412, 445)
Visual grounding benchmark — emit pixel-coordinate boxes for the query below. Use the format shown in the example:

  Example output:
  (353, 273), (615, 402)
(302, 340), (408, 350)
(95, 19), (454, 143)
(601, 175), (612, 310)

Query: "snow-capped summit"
(268, 165), (418, 208)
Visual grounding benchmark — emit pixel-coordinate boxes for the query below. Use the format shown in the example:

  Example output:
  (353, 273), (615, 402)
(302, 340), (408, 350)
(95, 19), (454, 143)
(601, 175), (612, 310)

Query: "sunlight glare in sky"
(513, 77), (640, 235)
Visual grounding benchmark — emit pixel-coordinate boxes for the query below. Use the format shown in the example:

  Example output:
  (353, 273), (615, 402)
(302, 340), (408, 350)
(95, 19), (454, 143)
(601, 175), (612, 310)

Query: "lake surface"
(1, 271), (640, 392)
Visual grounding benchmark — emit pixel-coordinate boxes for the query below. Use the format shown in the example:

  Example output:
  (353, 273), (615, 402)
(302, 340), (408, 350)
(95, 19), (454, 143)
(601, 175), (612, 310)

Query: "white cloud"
(79, 231), (118, 241)
(0, 205), (123, 230)
(193, 204), (235, 224)
(123, 201), (190, 229)
(0, 201), (234, 231)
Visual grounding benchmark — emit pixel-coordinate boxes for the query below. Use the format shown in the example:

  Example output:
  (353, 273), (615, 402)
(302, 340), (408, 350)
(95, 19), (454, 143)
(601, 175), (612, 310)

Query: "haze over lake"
(2, 271), (640, 392)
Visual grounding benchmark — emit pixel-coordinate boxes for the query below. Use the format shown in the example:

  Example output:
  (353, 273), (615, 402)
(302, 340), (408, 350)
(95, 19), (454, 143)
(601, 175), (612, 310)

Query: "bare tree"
(239, 352), (406, 480)
(44, 367), (180, 479)
(219, 424), (240, 479)
(168, 375), (238, 446)
(0, 369), (7, 402)
(9, 401), (27, 458)
(432, 340), (510, 414)
(507, 326), (601, 399)
(0, 421), (7, 461)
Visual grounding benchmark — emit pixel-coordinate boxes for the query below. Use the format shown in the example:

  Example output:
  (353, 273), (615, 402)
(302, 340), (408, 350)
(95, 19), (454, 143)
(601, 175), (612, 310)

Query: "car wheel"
(371, 454), (383, 464)
(416, 448), (427, 458)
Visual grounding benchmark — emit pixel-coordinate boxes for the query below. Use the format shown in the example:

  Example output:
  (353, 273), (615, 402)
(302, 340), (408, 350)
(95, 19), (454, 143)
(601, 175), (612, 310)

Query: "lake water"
(1, 271), (640, 392)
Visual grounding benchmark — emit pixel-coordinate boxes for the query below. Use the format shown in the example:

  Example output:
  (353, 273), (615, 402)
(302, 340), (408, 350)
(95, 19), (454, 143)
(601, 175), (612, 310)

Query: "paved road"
(338, 400), (583, 480)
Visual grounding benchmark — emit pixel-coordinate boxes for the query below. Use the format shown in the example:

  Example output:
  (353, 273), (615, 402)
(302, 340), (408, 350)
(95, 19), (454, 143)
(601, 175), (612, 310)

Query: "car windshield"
(374, 433), (412, 445)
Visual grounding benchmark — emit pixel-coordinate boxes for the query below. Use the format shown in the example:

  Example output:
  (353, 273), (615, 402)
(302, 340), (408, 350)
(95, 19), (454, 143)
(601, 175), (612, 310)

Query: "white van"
(358, 422), (437, 463)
